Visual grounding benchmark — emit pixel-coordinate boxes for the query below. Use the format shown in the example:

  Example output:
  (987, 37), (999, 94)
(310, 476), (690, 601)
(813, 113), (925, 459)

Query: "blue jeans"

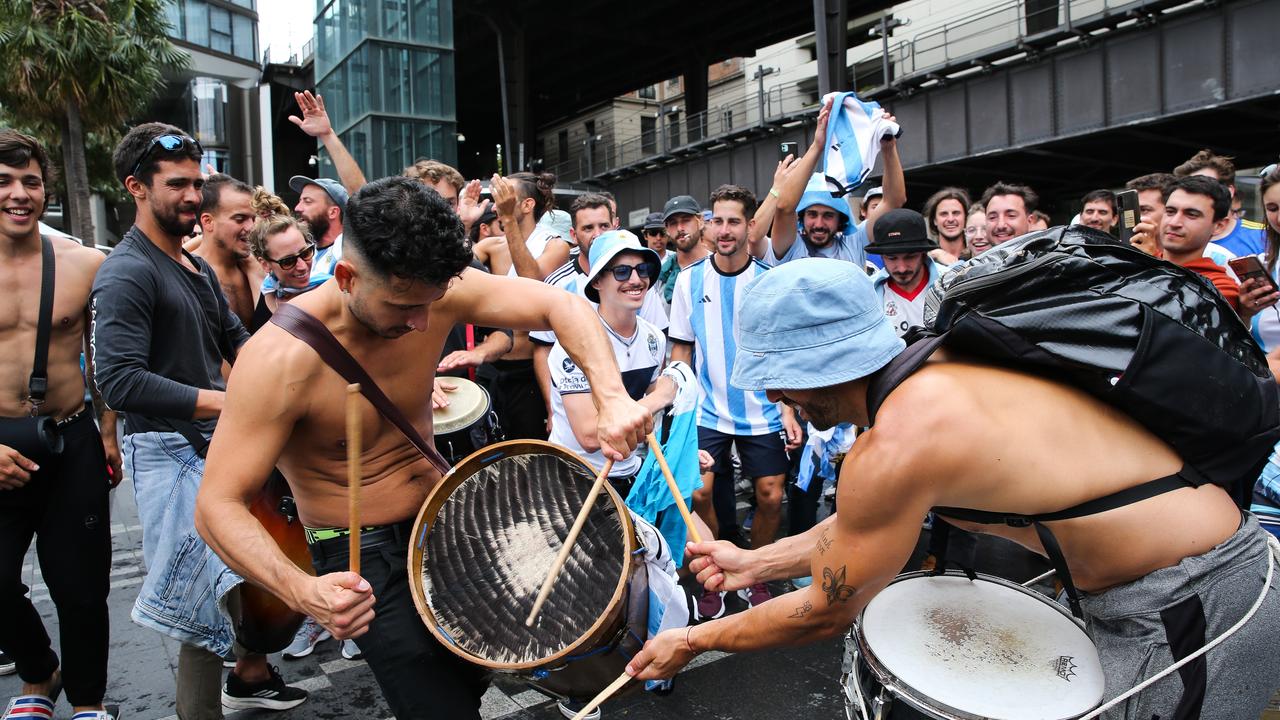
(124, 431), (240, 655)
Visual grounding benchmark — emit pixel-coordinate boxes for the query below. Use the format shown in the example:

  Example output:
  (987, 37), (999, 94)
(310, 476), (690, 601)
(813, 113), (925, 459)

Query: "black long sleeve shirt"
(90, 226), (249, 435)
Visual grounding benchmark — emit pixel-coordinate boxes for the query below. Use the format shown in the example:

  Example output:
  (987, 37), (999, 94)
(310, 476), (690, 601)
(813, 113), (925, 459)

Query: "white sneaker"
(556, 700), (601, 719)
(340, 638), (363, 661)
(282, 618), (331, 660)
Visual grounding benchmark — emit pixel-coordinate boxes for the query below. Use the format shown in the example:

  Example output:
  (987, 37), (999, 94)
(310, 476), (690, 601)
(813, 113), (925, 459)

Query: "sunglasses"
(1261, 163), (1278, 178)
(605, 263), (654, 282)
(130, 134), (204, 180)
(268, 242), (317, 270)
(643, 229), (664, 237)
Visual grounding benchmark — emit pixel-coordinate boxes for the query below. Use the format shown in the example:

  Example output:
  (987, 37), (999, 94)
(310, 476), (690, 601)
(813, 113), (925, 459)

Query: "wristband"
(685, 625), (696, 653)
(769, 188), (780, 199)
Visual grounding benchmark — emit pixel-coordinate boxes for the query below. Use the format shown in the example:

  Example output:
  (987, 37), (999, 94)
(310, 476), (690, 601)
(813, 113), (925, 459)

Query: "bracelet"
(684, 625), (696, 653)
(768, 187), (780, 199)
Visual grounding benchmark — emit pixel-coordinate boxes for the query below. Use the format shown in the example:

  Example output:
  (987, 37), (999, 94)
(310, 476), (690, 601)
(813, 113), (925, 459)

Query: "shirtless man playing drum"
(627, 259), (1280, 719)
(195, 177), (652, 719)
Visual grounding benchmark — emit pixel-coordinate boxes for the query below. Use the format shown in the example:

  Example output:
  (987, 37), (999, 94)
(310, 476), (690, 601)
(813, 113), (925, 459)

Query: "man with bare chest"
(192, 174), (264, 329)
(628, 259), (1280, 720)
(194, 177), (653, 719)
(0, 131), (120, 719)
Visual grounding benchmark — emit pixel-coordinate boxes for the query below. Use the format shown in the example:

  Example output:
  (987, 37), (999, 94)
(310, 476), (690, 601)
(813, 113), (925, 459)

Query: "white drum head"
(859, 574), (1103, 720)
(433, 378), (489, 434)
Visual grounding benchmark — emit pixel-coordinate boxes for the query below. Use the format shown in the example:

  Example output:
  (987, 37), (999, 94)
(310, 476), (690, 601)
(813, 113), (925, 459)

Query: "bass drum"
(843, 571), (1104, 720)
(409, 440), (647, 703)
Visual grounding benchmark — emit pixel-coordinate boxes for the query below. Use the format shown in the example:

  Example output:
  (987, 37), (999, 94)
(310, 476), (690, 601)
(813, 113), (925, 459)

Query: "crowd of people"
(0, 85), (1277, 720)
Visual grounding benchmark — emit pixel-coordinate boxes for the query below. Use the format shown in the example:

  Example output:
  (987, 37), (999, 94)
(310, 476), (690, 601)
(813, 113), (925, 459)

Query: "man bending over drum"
(626, 259), (1280, 719)
(194, 177), (653, 720)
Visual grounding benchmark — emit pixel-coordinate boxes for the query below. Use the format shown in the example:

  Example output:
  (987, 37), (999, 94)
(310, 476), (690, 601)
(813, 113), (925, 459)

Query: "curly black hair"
(343, 176), (472, 287)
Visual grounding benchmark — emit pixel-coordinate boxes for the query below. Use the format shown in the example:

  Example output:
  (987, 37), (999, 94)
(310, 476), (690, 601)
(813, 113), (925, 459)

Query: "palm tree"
(0, 0), (187, 244)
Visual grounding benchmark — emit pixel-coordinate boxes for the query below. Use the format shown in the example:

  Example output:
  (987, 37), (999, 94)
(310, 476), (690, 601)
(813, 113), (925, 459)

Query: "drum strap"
(270, 304), (451, 476)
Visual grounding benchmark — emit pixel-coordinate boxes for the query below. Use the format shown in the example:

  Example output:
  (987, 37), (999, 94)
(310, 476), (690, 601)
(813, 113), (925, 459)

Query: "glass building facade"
(164, 0), (258, 63)
(315, 0), (457, 178)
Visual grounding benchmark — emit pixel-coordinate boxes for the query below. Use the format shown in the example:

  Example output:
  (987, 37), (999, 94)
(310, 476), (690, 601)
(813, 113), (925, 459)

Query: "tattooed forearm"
(816, 529), (833, 555)
(788, 600), (813, 619)
(821, 565), (856, 605)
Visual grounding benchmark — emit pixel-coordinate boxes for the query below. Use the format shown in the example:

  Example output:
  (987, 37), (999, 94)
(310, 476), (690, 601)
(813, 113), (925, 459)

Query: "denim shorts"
(124, 431), (240, 655)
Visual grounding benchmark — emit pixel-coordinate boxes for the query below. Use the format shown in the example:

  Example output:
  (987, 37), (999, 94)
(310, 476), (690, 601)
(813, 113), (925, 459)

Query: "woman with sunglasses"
(248, 215), (320, 320)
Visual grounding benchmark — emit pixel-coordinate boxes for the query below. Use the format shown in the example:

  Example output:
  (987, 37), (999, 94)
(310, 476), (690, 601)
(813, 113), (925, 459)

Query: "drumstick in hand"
(646, 432), (703, 544)
(346, 383), (362, 575)
(571, 671), (632, 720)
(526, 458), (615, 626)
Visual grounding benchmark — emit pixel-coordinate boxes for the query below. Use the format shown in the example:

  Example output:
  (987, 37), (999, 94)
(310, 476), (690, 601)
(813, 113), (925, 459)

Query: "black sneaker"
(221, 665), (308, 711)
(0, 652), (14, 675)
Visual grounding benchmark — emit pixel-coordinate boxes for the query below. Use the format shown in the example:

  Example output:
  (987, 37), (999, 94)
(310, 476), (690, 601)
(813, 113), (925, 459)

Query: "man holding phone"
(1160, 176), (1244, 313)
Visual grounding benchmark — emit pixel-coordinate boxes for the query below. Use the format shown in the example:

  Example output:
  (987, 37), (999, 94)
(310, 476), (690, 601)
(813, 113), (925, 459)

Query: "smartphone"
(1116, 189), (1139, 245)
(1227, 256), (1279, 292)
(780, 141), (800, 159)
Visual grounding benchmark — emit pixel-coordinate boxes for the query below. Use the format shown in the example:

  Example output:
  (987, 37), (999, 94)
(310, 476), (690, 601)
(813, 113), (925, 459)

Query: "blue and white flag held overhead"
(821, 91), (901, 198)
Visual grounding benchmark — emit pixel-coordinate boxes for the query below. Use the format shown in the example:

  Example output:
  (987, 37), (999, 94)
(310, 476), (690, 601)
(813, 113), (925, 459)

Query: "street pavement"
(1, 478), (848, 720)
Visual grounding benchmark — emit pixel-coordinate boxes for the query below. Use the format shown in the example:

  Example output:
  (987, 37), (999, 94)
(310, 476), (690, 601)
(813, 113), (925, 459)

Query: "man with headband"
(625, 258), (1280, 719)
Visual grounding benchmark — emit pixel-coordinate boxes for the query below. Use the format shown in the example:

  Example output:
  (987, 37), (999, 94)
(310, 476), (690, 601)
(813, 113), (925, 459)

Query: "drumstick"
(346, 383), (362, 576)
(526, 458), (615, 627)
(571, 671), (632, 720)
(645, 432), (703, 544)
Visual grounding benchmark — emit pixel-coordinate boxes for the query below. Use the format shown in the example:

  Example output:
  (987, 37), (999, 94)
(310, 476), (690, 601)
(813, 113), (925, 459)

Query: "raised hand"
(288, 91), (334, 139)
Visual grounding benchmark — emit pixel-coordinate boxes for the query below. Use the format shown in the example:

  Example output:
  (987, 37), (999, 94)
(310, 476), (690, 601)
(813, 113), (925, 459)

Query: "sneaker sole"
(0, 665), (15, 676)
(221, 692), (307, 711)
(281, 645), (316, 660)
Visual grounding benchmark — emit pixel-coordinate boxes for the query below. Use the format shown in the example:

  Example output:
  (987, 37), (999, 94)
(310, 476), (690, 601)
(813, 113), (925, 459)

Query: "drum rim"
(433, 378), (491, 435)
(852, 570), (1100, 720)
(407, 439), (637, 671)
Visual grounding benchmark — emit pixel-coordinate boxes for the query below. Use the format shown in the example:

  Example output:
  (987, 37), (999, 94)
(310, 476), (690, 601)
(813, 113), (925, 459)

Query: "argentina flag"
(821, 91), (902, 197)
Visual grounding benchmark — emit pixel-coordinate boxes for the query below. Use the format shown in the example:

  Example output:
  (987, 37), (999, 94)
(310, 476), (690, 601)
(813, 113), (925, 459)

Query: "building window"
(668, 77), (680, 88)
(638, 85), (655, 100)
(722, 108), (734, 132)
(666, 112), (681, 148)
(641, 115), (656, 154)
(557, 129), (568, 163)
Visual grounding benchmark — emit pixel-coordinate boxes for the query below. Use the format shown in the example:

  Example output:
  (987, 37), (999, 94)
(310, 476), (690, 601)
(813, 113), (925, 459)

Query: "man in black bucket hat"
(866, 208), (950, 338)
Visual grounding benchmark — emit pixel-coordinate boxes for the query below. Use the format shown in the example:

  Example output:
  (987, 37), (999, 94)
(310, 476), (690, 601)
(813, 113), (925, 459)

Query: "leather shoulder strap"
(270, 304), (450, 475)
(27, 235), (55, 411)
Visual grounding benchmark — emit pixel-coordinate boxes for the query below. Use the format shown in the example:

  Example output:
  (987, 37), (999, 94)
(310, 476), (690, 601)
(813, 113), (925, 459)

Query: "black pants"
(310, 524), (489, 719)
(484, 359), (547, 441)
(0, 411), (110, 705)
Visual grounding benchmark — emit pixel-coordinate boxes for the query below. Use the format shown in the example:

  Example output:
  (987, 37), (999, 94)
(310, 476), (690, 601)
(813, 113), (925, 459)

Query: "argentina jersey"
(668, 256), (782, 436)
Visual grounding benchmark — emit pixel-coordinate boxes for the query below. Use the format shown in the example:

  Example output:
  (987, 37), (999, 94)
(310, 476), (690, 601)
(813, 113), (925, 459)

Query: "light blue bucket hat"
(731, 258), (905, 391)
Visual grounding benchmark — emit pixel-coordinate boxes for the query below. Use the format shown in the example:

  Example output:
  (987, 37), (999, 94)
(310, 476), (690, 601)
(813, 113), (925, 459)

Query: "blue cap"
(796, 173), (853, 227)
(731, 258), (904, 391)
(538, 208), (573, 239)
(289, 175), (348, 210)
(584, 230), (660, 303)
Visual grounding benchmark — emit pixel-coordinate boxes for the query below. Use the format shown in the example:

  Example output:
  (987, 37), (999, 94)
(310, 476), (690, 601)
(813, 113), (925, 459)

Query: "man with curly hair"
(194, 176), (654, 719)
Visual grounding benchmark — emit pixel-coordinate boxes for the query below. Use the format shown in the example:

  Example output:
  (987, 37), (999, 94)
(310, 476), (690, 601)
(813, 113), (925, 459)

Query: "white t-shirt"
(761, 222), (868, 268)
(548, 315), (665, 476)
(505, 224), (562, 278)
(881, 278), (929, 338)
(530, 256), (669, 346)
(668, 255), (782, 436)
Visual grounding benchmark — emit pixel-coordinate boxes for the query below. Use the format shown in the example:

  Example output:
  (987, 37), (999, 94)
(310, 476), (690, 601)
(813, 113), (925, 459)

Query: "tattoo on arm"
(788, 600), (813, 619)
(817, 529), (833, 555)
(821, 566), (856, 605)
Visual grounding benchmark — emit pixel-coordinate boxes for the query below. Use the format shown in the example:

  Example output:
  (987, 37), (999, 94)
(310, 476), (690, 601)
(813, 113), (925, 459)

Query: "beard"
(674, 229), (702, 252)
(301, 212), (330, 241)
(155, 201), (198, 239)
(801, 224), (837, 248)
(348, 292), (412, 339)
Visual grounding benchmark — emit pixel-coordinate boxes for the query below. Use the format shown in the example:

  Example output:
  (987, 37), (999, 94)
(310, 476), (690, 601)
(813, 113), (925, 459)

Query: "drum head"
(858, 573), (1103, 720)
(433, 378), (490, 435)
(410, 441), (634, 670)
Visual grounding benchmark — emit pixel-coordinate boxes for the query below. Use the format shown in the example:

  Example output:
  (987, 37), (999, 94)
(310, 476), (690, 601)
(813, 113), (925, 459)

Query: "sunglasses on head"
(1261, 163), (1279, 179)
(130, 134), (204, 180)
(605, 263), (653, 282)
(268, 242), (317, 270)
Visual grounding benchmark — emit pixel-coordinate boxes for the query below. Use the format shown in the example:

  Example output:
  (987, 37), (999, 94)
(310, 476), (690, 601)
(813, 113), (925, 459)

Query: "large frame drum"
(409, 440), (647, 701)
(843, 571), (1104, 720)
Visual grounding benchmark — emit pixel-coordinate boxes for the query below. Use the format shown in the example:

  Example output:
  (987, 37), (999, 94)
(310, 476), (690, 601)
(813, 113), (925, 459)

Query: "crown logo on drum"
(1054, 655), (1078, 682)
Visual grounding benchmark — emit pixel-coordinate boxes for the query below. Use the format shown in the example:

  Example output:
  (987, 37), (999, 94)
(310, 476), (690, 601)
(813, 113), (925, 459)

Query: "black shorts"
(697, 426), (789, 479)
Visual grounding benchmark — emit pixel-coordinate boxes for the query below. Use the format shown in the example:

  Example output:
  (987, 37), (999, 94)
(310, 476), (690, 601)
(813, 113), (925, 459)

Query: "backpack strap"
(26, 236), (55, 415)
(865, 330), (947, 425)
(271, 304), (451, 476)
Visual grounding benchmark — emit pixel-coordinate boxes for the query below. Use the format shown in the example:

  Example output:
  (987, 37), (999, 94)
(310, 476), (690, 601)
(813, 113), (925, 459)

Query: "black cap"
(642, 212), (664, 230)
(477, 207), (499, 225)
(864, 209), (938, 255)
(662, 195), (701, 221)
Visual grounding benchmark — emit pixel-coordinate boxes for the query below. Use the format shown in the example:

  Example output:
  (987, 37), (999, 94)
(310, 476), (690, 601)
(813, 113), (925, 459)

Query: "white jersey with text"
(548, 315), (666, 477)
(668, 256), (782, 436)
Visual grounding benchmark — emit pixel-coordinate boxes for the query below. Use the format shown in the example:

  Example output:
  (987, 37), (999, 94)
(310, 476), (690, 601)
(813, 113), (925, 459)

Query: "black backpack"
(865, 225), (1280, 615)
